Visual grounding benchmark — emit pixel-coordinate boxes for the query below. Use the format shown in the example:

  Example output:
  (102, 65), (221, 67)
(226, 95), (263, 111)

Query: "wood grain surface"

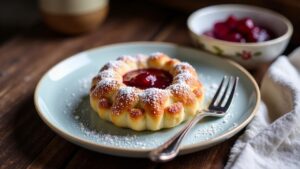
(0, 0), (298, 169)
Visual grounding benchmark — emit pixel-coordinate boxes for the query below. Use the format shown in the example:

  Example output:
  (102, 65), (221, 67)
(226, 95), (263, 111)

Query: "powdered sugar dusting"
(105, 60), (123, 70)
(113, 87), (137, 111)
(118, 86), (136, 97)
(92, 79), (119, 97)
(78, 123), (160, 149)
(97, 70), (115, 79)
(168, 83), (190, 95)
(174, 72), (193, 82)
(98, 79), (118, 88)
(59, 52), (245, 149)
(191, 112), (235, 143)
(135, 53), (147, 60)
(117, 55), (136, 61)
(78, 73), (94, 93)
(139, 88), (168, 110)
(175, 62), (194, 73)
(140, 88), (164, 102)
(64, 73), (94, 113)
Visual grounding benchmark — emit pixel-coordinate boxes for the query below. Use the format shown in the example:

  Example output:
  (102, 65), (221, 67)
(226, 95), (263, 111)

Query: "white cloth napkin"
(225, 48), (300, 169)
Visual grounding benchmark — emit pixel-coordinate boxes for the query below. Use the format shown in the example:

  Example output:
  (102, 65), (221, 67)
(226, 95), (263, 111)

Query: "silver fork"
(149, 76), (239, 162)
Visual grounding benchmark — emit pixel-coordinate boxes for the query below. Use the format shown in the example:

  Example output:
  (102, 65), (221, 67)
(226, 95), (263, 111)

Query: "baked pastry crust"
(90, 53), (204, 131)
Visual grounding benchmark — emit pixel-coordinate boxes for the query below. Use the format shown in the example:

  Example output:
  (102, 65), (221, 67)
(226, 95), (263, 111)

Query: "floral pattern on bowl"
(188, 4), (293, 68)
(236, 51), (262, 60)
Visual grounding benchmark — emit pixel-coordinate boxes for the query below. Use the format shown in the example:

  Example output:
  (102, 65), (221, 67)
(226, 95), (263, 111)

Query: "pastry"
(90, 52), (204, 131)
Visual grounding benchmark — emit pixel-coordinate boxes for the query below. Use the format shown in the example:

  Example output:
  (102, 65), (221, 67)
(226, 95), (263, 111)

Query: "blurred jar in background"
(39, 0), (109, 34)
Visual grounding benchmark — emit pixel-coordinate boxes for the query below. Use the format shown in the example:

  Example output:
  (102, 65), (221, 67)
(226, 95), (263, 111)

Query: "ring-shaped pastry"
(90, 53), (204, 131)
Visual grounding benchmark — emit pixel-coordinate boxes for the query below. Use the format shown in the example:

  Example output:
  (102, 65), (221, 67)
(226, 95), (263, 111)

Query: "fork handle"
(149, 111), (210, 162)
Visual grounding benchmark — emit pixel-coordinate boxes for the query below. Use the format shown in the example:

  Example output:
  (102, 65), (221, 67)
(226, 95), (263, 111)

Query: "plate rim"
(34, 41), (261, 156)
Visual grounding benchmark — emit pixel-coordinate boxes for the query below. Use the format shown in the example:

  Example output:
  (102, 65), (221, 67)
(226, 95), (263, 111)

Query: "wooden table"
(0, 1), (297, 169)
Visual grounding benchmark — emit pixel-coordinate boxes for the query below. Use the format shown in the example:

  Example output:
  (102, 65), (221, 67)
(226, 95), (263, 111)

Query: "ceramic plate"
(34, 42), (260, 157)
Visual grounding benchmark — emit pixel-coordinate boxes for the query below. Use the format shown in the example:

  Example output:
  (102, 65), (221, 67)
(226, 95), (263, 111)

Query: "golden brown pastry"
(90, 52), (204, 131)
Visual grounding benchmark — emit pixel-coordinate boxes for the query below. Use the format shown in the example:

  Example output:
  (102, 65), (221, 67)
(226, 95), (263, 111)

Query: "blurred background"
(0, 1), (299, 168)
(1, 0), (299, 47)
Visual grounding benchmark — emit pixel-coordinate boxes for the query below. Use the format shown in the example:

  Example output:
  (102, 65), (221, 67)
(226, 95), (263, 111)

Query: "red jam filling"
(203, 15), (275, 43)
(123, 68), (173, 89)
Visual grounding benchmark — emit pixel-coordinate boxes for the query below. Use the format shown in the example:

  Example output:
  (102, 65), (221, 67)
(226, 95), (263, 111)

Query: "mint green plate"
(34, 42), (260, 157)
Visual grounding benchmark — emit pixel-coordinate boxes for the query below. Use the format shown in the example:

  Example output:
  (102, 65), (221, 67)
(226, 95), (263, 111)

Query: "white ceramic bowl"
(187, 4), (293, 68)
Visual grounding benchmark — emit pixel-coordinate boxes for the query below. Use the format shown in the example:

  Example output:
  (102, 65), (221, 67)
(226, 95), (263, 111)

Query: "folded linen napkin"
(225, 48), (300, 169)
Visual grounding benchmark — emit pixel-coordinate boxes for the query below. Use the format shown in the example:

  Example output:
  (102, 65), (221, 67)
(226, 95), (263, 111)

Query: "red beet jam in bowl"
(203, 15), (275, 43)
(187, 4), (293, 67)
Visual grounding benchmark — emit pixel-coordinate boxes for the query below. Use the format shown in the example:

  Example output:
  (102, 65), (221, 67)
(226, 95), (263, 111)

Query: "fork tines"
(209, 76), (239, 112)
